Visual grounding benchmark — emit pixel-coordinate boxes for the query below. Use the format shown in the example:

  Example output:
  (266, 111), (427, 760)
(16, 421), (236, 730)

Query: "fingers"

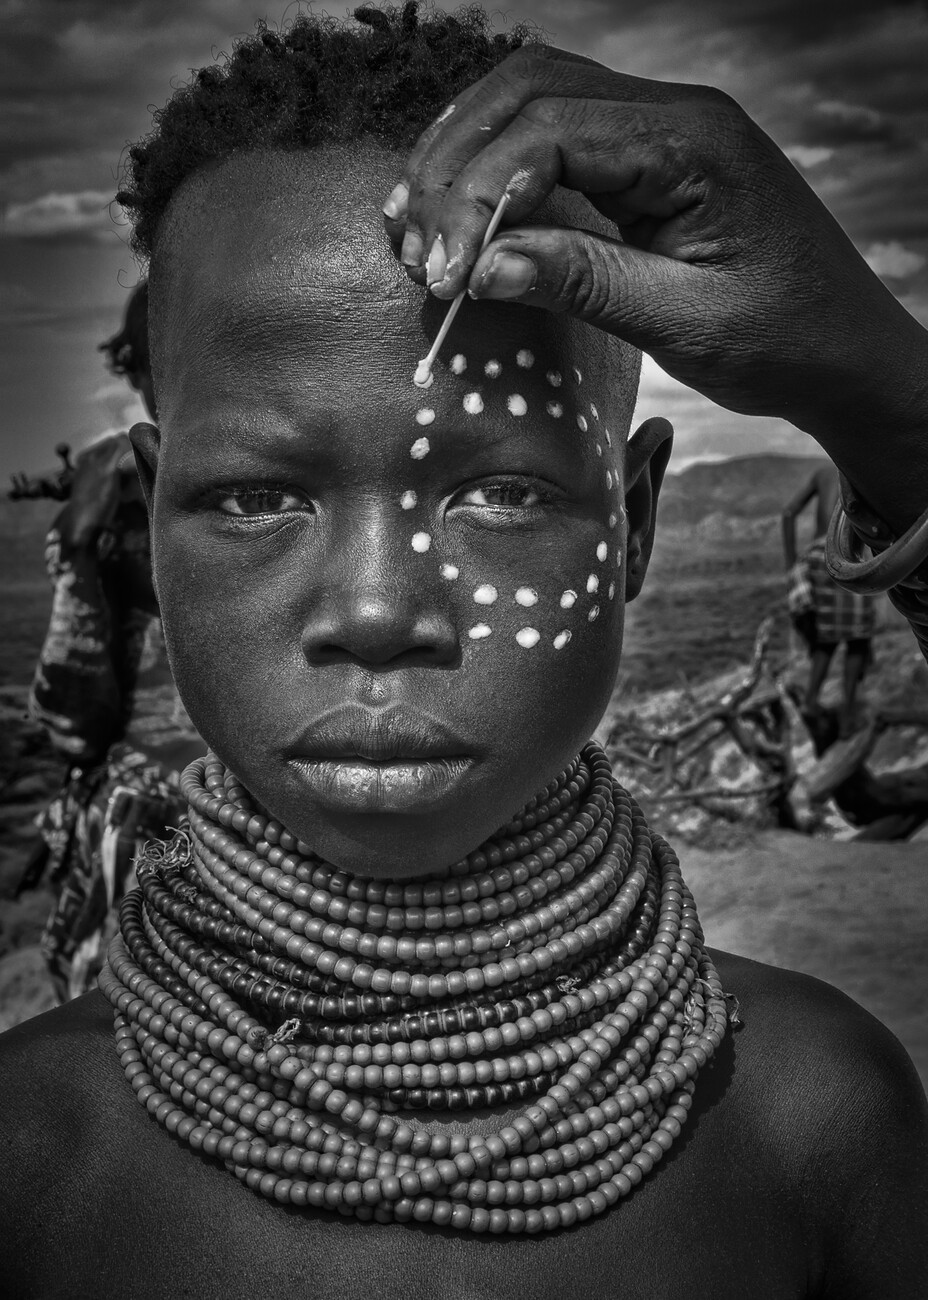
(465, 222), (713, 360)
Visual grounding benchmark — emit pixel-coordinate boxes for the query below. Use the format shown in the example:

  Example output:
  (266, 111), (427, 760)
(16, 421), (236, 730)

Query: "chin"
(288, 810), (481, 881)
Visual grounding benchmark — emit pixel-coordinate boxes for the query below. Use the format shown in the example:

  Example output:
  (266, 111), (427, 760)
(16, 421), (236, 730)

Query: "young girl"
(2, 8), (926, 1297)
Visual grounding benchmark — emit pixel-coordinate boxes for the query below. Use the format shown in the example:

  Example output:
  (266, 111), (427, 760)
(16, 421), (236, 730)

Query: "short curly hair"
(118, 3), (537, 260)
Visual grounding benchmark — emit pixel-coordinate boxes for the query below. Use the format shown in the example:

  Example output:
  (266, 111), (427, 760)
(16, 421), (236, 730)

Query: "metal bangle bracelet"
(825, 494), (928, 595)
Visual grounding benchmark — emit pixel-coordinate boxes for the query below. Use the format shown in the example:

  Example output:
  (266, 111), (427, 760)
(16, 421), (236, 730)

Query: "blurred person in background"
(29, 282), (203, 1001)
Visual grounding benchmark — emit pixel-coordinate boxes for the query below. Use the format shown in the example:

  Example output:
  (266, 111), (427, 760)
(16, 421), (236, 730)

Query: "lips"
(284, 703), (474, 812)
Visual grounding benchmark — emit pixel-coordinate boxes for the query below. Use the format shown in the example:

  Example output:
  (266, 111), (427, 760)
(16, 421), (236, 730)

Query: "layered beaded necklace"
(100, 741), (734, 1234)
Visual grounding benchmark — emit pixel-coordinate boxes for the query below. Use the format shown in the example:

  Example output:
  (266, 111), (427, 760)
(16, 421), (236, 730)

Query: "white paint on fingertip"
(507, 394), (528, 416)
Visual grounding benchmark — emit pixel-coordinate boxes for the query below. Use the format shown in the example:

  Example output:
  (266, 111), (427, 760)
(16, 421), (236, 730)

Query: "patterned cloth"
(800, 538), (875, 645)
(30, 502), (202, 1000)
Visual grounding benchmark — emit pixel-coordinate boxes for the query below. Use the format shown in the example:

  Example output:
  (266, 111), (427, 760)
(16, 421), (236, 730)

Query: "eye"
(454, 478), (552, 510)
(217, 487), (311, 517)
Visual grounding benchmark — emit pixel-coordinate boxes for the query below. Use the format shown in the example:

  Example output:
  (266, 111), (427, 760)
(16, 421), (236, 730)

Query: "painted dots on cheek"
(473, 584), (498, 605)
(587, 574), (599, 594)
(605, 470), (613, 489)
(608, 582), (616, 600)
(595, 443), (602, 457)
(507, 394), (528, 416)
(573, 367), (583, 384)
(451, 354), (467, 375)
(577, 414), (588, 432)
(463, 393), (484, 415)
(596, 541), (608, 563)
(588, 605), (600, 622)
(546, 402), (563, 418)
(608, 513), (617, 529)
(469, 624), (492, 640)
(410, 437), (430, 459)
(400, 491), (417, 510)
(546, 370), (562, 387)
(441, 564), (459, 580)
(553, 630), (572, 650)
(516, 627), (541, 648)
(484, 360), (501, 378)
(560, 590), (577, 609)
(515, 587), (538, 607)
(416, 408), (436, 426)
(411, 532), (431, 553)
(590, 404), (599, 421)
(516, 349), (535, 369)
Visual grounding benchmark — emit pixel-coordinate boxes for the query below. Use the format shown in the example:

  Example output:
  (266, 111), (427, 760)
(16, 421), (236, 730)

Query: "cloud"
(1, 189), (121, 239)
(784, 144), (835, 169)
(862, 240), (927, 280)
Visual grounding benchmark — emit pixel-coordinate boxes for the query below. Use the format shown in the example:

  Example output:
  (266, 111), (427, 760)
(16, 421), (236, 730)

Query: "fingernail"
(400, 229), (423, 268)
(426, 236), (447, 288)
(475, 251), (536, 299)
(382, 182), (408, 221)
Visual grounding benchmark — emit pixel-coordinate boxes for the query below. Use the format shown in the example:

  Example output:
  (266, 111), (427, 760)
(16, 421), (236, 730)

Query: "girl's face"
(138, 149), (655, 879)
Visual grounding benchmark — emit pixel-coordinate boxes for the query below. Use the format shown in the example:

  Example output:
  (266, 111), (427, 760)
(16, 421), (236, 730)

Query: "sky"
(1, 0), (926, 477)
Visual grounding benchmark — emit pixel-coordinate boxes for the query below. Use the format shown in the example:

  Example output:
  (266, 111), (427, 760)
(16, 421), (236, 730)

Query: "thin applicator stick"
(413, 190), (512, 388)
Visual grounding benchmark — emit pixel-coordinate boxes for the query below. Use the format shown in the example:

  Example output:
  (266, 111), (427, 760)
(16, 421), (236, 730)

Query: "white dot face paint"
(410, 437), (430, 459)
(596, 541), (608, 563)
(515, 587), (538, 607)
(516, 349), (535, 369)
(546, 402), (563, 419)
(608, 513), (618, 529)
(413, 360), (434, 389)
(588, 605), (600, 622)
(441, 564), (459, 580)
(590, 404), (599, 421)
(411, 532), (431, 553)
(560, 590), (577, 609)
(451, 354), (467, 375)
(469, 624), (492, 640)
(400, 491), (417, 510)
(605, 470), (613, 489)
(576, 414), (588, 432)
(516, 627), (541, 648)
(546, 370), (562, 387)
(463, 392), (484, 415)
(484, 360), (501, 378)
(608, 582), (616, 600)
(605, 430), (612, 447)
(596, 443), (603, 457)
(416, 408), (436, 426)
(507, 394), (528, 416)
(553, 630), (572, 650)
(587, 574), (599, 594)
(473, 584), (498, 605)
(573, 367), (582, 384)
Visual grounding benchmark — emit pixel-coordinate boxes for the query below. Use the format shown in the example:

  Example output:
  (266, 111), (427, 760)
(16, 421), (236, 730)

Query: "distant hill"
(658, 454), (828, 527)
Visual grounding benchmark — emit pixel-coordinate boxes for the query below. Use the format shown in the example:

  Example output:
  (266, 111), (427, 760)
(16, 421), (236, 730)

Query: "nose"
(301, 526), (459, 668)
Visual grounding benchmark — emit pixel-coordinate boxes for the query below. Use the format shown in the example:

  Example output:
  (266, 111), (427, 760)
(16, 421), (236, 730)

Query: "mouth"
(284, 703), (474, 813)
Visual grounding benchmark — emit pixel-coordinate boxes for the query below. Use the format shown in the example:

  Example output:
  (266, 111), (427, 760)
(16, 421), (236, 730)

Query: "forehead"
(151, 148), (628, 431)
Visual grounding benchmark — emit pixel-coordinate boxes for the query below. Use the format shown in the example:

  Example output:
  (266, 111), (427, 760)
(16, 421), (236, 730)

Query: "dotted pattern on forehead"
(553, 630), (572, 650)
(546, 402), (563, 418)
(463, 393), (484, 415)
(416, 409), (436, 426)
(507, 394), (527, 417)
(516, 627), (540, 648)
(440, 564), (459, 580)
(484, 360), (501, 378)
(596, 541), (608, 563)
(400, 491), (417, 510)
(473, 584), (498, 605)
(411, 532), (431, 553)
(560, 590), (577, 609)
(515, 587), (538, 607)
(450, 354), (467, 375)
(587, 574), (599, 594)
(546, 370), (562, 387)
(516, 349), (535, 369)
(588, 605), (600, 622)
(410, 437), (430, 459)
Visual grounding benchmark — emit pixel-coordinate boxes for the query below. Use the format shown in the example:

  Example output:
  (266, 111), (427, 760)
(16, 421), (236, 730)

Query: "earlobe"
(128, 421), (161, 517)
(623, 416), (674, 602)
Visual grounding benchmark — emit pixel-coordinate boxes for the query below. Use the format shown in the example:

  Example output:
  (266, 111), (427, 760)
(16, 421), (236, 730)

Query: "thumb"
(467, 224), (711, 358)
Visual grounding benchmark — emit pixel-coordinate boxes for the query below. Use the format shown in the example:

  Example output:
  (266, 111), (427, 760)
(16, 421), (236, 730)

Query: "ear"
(128, 421), (160, 519)
(623, 416), (674, 602)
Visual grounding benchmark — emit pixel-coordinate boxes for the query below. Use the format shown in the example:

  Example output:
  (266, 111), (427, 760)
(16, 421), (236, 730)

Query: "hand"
(58, 433), (130, 550)
(384, 46), (927, 460)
